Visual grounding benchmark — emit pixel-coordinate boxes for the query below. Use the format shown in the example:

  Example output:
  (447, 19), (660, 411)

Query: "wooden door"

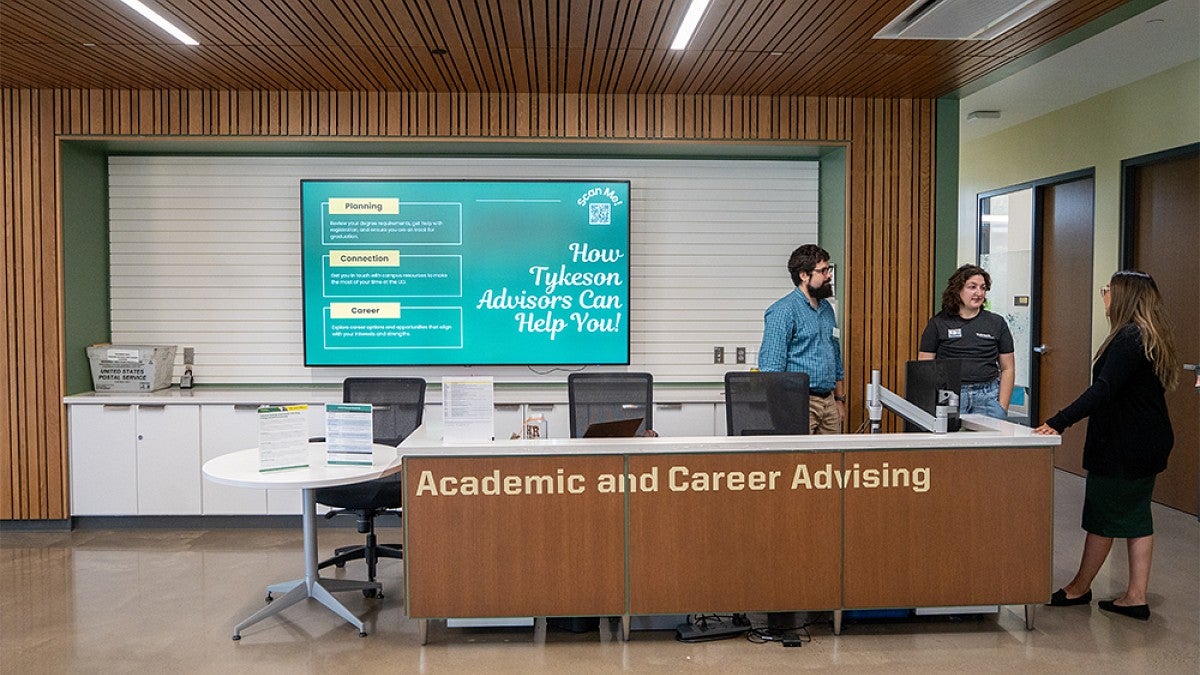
(1035, 176), (1095, 475)
(1128, 147), (1199, 515)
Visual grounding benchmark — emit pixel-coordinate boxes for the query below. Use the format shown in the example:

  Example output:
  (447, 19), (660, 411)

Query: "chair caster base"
(232, 634), (241, 641)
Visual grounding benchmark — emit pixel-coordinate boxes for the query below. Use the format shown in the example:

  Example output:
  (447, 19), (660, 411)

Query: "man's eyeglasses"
(1099, 285), (1110, 297)
(813, 264), (836, 276)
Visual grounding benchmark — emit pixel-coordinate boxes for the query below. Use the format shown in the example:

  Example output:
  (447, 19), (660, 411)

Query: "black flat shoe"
(1098, 599), (1150, 620)
(1047, 588), (1092, 606)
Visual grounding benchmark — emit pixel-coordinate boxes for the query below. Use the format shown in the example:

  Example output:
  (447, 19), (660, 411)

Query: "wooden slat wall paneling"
(1, 88), (68, 519)
(2, 89), (16, 519)
(2, 87), (934, 519)
(108, 156), (818, 384)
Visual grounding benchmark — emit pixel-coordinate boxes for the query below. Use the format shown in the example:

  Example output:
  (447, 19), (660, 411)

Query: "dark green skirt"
(1082, 472), (1156, 538)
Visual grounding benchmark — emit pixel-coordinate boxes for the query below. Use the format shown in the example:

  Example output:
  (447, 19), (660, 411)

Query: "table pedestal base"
(231, 488), (383, 640)
(234, 577), (381, 639)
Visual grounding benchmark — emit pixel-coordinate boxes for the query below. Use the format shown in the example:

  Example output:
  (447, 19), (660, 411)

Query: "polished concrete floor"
(1, 471), (1197, 673)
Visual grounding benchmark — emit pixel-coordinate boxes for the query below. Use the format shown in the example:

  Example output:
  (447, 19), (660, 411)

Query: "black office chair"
(313, 377), (426, 598)
(567, 372), (654, 438)
(724, 371), (810, 436)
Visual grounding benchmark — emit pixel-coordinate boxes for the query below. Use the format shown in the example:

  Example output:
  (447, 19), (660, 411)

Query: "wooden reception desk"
(399, 416), (1058, 643)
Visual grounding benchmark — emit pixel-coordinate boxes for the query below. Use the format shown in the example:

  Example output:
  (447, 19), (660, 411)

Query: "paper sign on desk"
(442, 376), (494, 443)
(326, 403), (374, 465)
(257, 405), (309, 471)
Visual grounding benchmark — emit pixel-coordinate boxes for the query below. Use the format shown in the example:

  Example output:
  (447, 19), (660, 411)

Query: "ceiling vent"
(874, 0), (1061, 40)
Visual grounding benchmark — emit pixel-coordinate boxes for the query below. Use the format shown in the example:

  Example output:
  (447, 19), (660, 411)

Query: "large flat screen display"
(301, 180), (631, 366)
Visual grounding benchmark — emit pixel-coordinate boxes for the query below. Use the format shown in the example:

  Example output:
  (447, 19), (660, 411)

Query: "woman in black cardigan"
(1035, 270), (1178, 621)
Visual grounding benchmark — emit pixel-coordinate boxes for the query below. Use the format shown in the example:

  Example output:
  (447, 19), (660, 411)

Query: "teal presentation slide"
(301, 180), (631, 366)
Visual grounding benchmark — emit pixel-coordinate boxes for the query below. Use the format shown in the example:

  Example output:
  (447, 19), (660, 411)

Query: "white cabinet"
(200, 404), (268, 514)
(423, 404), (442, 431)
(70, 404), (138, 515)
(135, 405), (201, 514)
(494, 404), (524, 440)
(653, 403), (718, 437)
(68, 403), (199, 515)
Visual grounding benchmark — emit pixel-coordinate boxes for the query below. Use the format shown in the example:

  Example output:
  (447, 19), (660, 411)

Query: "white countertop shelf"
(63, 384), (727, 406)
(400, 414), (1059, 457)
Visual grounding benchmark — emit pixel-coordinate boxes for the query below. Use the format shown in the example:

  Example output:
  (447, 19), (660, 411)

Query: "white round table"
(203, 443), (400, 639)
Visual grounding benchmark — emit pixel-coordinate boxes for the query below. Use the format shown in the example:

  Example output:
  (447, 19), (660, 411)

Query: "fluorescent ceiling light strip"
(118, 0), (199, 45)
(670, 0), (712, 50)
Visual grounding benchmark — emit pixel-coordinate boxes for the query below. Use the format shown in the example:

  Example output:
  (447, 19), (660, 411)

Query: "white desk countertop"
(399, 414), (1059, 457)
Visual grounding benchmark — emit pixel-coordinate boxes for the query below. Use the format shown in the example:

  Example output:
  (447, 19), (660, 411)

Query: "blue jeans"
(959, 379), (1007, 420)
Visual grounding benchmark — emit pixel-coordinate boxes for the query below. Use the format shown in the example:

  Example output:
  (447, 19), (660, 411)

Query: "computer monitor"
(904, 359), (962, 433)
(582, 417), (645, 438)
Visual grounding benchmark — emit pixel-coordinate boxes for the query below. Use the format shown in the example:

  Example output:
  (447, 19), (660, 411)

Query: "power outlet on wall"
(735, 347), (746, 364)
(713, 346), (725, 364)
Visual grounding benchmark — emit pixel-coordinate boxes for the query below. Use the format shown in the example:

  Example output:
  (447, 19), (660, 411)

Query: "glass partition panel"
(978, 188), (1033, 420)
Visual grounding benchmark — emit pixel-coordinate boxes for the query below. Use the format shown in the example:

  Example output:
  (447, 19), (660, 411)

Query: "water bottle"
(523, 413), (547, 439)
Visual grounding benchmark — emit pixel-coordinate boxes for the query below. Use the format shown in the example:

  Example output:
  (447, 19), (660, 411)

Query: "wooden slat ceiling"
(1, 0), (1132, 97)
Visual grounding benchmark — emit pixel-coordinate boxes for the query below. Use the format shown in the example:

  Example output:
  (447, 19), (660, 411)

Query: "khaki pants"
(809, 394), (843, 435)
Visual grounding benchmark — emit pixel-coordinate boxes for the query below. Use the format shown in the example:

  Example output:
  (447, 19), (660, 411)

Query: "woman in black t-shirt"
(1036, 270), (1178, 621)
(918, 264), (1015, 420)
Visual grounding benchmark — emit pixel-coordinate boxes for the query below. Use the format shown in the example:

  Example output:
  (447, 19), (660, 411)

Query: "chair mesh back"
(567, 372), (653, 438)
(342, 377), (427, 446)
(724, 371), (810, 436)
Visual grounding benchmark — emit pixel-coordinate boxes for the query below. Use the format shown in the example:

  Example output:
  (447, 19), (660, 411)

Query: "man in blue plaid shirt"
(758, 244), (846, 434)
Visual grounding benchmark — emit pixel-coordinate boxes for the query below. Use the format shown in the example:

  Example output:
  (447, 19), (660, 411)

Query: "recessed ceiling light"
(670, 0), (712, 50)
(117, 0), (199, 46)
(83, 43), (96, 48)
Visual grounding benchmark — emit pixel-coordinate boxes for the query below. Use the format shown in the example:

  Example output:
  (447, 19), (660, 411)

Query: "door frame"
(1120, 142), (1200, 267)
(1119, 141), (1200, 517)
(977, 167), (1095, 425)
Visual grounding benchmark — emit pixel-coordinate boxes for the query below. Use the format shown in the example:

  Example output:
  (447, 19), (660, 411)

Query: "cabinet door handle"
(655, 403), (683, 410)
(139, 404), (167, 410)
(495, 404), (522, 411)
(102, 404), (132, 410)
(233, 404), (261, 411)
(527, 404), (555, 411)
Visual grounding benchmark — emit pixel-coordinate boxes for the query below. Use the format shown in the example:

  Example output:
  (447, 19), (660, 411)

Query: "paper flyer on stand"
(326, 403), (375, 465)
(442, 376), (495, 443)
(257, 405), (310, 471)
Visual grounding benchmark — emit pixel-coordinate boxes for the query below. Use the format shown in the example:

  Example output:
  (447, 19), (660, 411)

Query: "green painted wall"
(60, 143), (110, 394)
(959, 59), (1200, 348)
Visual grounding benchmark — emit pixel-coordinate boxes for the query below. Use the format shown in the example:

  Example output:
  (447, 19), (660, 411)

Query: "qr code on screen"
(589, 203), (611, 225)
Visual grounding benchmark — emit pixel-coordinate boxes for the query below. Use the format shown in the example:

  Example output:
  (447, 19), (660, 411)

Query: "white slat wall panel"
(109, 156), (817, 384)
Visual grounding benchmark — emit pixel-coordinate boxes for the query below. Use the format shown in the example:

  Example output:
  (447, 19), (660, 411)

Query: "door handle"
(1033, 344), (1049, 354)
